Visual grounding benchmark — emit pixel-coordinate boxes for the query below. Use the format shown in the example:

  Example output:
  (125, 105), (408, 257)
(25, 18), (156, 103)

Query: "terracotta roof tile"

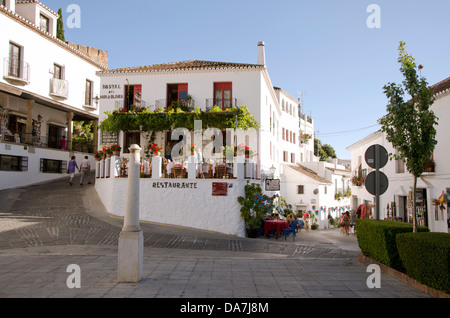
(284, 164), (332, 184)
(99, 60), (263, 74)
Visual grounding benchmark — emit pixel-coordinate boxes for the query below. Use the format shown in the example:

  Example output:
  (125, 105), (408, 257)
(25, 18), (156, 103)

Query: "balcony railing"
(50, 78), (69, 99)
(206, 98), (238, 110)
(3, 57), (30, 84)
(155, 99), (195, 111)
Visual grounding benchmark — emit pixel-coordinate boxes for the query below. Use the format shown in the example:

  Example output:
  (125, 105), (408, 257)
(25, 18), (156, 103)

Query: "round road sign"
(365, 144), (388, 169)
(365, 171), (389, 196)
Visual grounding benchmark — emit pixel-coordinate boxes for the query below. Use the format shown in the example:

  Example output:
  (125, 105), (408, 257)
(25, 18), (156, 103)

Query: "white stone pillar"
(117, 144), (143, 283)
(111, 156), (121, 178)
(187, 155), (197, 179)
(234, 156), (245, 180)
(151, 155), (162, 179)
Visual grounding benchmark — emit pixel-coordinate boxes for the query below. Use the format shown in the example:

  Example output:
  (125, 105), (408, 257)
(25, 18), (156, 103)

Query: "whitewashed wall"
(95, 177), (248, 237)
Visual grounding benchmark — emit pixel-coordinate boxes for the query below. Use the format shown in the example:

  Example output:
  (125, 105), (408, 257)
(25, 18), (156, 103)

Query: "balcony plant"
(351, 176), (364, 186)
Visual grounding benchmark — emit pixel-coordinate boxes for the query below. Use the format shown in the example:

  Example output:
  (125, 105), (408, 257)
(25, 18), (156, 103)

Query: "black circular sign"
(365, 171), (389, 196)
(365, 145), (388, 169)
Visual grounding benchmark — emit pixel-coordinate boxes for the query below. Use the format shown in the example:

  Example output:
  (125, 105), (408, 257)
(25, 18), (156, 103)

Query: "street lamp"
(269, 164), (276, 177)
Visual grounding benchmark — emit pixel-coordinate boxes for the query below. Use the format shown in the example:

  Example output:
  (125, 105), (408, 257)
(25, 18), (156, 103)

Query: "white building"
(95, 41), (351, 235)
(0, 0), (107, 190)
(346, 76), (450, 233)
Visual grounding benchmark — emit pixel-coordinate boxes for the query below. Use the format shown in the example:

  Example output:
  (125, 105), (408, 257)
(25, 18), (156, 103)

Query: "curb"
(359, 254), (450, 299)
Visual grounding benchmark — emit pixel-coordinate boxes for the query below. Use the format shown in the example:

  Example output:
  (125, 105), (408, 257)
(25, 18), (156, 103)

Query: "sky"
(43, 0), (450, 159)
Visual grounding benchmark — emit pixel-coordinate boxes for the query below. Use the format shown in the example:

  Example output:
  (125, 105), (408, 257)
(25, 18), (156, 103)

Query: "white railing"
(50, 78), (69, 99)
(3, 57), (30, 84)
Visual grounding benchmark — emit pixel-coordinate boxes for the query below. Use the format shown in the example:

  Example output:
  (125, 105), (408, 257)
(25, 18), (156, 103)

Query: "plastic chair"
(283, 219), (298, 241)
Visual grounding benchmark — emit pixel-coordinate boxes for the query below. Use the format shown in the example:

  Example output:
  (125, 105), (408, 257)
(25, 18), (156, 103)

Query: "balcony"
(206, 98), (238, 110)
(3, 58), (30, 85)
(155, 98), (195, 112)
(50, 78), (69, 99)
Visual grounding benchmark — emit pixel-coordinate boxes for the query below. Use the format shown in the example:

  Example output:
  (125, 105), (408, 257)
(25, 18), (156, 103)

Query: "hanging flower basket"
(149, 144), (162, 156)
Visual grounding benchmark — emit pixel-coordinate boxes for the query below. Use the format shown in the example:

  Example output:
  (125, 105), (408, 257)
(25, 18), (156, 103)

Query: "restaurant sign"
(265, 179), (280, 191)
(152, 181), (197, 189)
(212, 182), (227, 196)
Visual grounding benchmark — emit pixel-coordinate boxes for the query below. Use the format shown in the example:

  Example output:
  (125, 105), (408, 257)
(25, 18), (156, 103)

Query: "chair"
(173, 165), (185, 178)
(283, 219), (298, 241)
(216, 163), (226, 178)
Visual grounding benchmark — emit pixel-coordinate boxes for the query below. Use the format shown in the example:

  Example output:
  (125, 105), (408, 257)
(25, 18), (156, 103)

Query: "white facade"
(346, 77), (450, 233)
(0, 1), (106, 190)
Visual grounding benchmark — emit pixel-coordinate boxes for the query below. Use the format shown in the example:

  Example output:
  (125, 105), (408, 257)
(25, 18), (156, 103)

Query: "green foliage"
(380, 41), (438, 178)
(380, 42), (438, 232)
(314, 138), (336, 161)
(237, 182), (266, 230)
(356, 219), (429, 270)
(99, 105), (259, 133)
(57, 9), (65, 42)
(397, 232), (450, 293)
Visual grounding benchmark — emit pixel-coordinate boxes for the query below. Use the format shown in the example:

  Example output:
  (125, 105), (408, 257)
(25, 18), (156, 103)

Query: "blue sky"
(43, 0), (450, 159)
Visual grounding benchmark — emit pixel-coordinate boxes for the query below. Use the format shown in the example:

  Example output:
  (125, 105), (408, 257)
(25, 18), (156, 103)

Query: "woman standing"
(67, 156), (80, 185)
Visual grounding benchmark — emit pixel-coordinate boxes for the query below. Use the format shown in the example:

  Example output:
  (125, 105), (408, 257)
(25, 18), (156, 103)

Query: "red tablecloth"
(264, 220), (289, 235)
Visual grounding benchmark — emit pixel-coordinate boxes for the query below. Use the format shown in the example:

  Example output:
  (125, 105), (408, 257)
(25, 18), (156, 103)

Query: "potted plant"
(351, 176), (364, 186)
(94, 150), (103, 161)
(188, 144), (197, 156)
(237, 182), (266, 238)
(110, 144), (121, 156)
(149, 143), (162, 156)
(103, 146), (113, 158)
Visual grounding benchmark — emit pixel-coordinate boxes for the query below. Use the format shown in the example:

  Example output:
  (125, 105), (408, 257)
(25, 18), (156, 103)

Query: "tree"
(380, 41), (438, 232)
(314, 138), (337, 161)
(57, 8), (66, 42)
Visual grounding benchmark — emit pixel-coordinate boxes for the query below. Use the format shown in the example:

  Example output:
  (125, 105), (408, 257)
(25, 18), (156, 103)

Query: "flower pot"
(106, 154), (112, 158)
(113, 151), (120, 156)
(154, 151), (161, 157)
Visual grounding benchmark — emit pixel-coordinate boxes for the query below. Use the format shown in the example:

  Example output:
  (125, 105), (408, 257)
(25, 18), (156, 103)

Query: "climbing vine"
(99, 105), (260, 133)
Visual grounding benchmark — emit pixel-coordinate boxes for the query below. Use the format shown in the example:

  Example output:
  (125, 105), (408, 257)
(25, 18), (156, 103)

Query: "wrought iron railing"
(3, 57), (30, 83)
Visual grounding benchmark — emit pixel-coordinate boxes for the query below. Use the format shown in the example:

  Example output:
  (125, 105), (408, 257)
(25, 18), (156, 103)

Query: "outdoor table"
(264, 220), (289, 236)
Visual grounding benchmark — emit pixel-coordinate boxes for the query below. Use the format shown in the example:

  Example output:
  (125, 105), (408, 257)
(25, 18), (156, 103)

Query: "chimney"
(257, 41), (266, 66)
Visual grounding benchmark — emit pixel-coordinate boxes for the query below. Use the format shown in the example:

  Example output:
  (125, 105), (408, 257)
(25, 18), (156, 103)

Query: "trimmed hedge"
(356, 219), (429, 270)
(397, 232), (450, 294)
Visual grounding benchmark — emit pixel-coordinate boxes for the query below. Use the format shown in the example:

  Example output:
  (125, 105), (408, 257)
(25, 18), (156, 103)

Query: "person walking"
(303, 211), (310, 232)
(67, 156), (79, 185)
(60, 136), (67, 150)
(79, 156), (91, 186)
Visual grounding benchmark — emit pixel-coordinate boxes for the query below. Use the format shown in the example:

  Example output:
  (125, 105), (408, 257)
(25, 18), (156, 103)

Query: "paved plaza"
(0, 176), (431, 300)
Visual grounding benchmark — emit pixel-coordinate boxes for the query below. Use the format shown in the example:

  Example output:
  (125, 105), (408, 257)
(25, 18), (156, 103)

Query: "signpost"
(365, 144), (389, 220)
(265, 179), (280, 192)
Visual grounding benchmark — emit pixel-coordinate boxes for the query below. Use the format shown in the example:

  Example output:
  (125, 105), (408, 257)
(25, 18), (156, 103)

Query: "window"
(214, 82), (232, 109)
(40, 158), (66, 174)
(297, 185), (304, 194)
(167, 83), (188, 108)
(283, 151), (288, 162)
(8, 42), (21, 78)
(0, 155), (28, 171)
(85, 79), (93, 106)
(291, 153), (295, 163)
(124, 84), (142, 110)
(47, 124), (65, 149)
(282, 128), (285, 141)
(40, 14), (49, 33)
(54, 64), (63, 79)
(124, 132), (140, 153)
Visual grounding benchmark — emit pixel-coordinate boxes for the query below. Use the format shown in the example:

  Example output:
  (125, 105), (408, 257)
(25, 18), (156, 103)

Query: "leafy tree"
(57, 9), (65, 42)
(314, 138), (336, 161)
(380, 41), (438, 232)
(322, 144), (337, 159)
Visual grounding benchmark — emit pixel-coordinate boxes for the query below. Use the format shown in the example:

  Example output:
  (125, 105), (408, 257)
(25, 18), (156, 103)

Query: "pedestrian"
(342, 211), (351, 235)
(67, 156), (79, 185)
(303, 211), (310, 232)
(165, 141), (172, 161)
(60, 136), (66, 150)
(79, 156), (91, 185)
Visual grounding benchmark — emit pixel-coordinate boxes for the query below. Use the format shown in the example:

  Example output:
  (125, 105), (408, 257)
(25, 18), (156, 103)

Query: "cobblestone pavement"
(0, 176), (431, 299)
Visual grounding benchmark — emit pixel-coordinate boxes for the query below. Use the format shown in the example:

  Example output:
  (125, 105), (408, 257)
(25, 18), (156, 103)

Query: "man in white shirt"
(80, 156), (91, 186)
